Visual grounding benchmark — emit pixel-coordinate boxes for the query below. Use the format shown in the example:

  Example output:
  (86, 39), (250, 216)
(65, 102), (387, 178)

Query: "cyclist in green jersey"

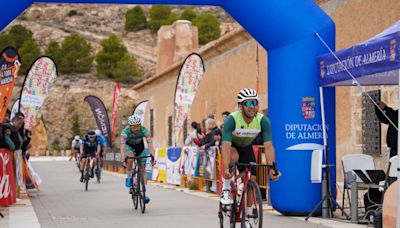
(121, 114), (155, 203)
(220, 88), (281, 206)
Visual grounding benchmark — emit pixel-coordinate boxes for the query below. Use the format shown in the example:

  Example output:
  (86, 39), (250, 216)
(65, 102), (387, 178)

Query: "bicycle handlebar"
(229, 162), (279, 174)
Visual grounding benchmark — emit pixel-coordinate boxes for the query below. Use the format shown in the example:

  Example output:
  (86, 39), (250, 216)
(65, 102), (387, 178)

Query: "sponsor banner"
(10, 98), (19, 120)
(0, 47), (20, 122)
(194, 147), (217, 179)
(152, 148), (159, 181)
(179, 147), (198, 176)
(0, 149), (16, 206)
(144, 148), (153, 180)
(84, 95), (112, 147)
(156, 148), (167, 183)
(166, 147), (182, 185)
(19, 56), (58, 129)
(132, 100), (148, 124)
(111, 83), (120, 143)
(14, 150), (23, 187)
(173, 53), (205, 145)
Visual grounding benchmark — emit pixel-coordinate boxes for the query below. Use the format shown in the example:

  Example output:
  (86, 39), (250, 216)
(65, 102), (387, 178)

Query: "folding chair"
(341, 154), (375, 214)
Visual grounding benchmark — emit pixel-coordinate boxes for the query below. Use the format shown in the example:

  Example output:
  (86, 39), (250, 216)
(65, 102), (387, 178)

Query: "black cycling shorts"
(233, 143), (257, 175)
(81, 150), (96, 158)
(126, 140), (145, 156)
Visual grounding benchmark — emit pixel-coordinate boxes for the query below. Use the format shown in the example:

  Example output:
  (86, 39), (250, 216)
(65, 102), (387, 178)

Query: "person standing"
(375, 100), (398, 158)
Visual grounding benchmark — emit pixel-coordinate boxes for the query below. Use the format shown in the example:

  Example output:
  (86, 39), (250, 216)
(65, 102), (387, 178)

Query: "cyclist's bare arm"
(145, 136), (155, 157)
(221, 141), (232, 179)
(120, 143), (126, 162)
(80, 144), (83, 154)
(263, 141), (275, 165)
(96, 144), (101, 158)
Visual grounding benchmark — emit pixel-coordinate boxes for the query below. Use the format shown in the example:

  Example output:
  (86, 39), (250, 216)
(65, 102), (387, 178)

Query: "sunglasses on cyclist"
(242, 100), (258, 107)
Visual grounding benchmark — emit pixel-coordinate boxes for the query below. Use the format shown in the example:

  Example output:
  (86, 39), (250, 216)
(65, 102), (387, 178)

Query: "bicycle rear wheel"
(138, 171), (146, 213)
(240, 180), (263, 228)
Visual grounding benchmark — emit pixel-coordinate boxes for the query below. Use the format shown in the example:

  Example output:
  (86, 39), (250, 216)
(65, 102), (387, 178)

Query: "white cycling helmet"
(128, 115), (141, 125)
(74, 135), (80, 140)
(95, 129), (102, 136)
(237, 88), (259, 103)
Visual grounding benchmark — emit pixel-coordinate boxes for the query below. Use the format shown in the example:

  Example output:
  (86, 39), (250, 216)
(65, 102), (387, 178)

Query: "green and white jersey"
(120, 126), (150, 146)
(222, 111), (272, 147)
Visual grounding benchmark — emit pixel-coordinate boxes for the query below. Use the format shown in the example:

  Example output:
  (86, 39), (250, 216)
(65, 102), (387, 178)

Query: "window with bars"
(150, 109), (154, 137)
(362, 90), (381, 154)
(183, 118), (188, 145)
(168, 116), (173, 146)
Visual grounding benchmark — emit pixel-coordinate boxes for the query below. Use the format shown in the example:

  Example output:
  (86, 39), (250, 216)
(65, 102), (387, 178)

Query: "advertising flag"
(10, 98), (19, 120)
(84, 95), (112, 147)
(0, 47), (20, 122)
(173, 53), (205, 145)
(111, 83), (120, 143)
(19, 56), (58, 129)
(132, 100), (148, 124)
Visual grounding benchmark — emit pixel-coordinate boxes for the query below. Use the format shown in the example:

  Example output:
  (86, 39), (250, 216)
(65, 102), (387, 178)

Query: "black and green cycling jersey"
(222, 111), (272, 147)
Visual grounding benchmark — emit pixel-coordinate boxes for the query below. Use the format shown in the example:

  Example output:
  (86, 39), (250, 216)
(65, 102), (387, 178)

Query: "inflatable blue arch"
(0, 0), (336, 215)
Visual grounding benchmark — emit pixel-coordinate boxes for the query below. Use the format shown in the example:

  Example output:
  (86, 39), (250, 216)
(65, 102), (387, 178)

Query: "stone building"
(134, 0), (400, 181)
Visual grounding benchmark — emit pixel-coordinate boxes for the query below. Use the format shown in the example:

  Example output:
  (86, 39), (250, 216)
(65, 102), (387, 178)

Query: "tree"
(67, 112), (81, 149)
(149, 5), (172, 33)
(96, 34), (128, 77)
(193, 13), (221, 45)
(113, 54), (143, 83)
(8, 25), (33, 49)
(0, 34), (16, 52)
(45, 41), (62, 66)
(180, 8), (197, 22)
(18, 39), (41, 75)
(59, 34), (93, 74)
(125, 6), (147, 32)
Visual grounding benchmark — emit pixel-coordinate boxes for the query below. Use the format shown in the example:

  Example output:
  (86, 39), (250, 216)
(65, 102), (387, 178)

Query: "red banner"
(111, 83), (120, 144)
(0, 149), (16, 206)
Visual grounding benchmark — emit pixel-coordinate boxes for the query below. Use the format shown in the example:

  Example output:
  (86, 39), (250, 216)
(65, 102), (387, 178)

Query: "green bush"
(45, 41), (62, 66)
(96, 34), (142, 83)
(113, 54), (143, 83)
(58, 34), (93, 74)
(18, 39), (41, 75)
(149, 5), (172, 33)
(67, 10), (78, 17)
(9, 25), (33, 49)
(180, 8), (197, 22)
(193, 13), (221, 44)
(0, 34), (16, 52)
(125, 6), (147, 32)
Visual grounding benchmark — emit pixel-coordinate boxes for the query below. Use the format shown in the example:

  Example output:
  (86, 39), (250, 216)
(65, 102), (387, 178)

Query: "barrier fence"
(104, 146), (271, 200)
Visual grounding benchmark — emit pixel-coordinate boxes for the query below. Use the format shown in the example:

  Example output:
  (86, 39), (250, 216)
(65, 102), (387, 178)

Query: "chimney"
(156, 20), (198, 74)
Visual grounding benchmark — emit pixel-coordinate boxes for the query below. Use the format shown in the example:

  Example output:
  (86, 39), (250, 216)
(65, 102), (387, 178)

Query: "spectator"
(375, 100), (398, 158)
(0, 123), (15, 150)
(201, 118), (220, 149)
(3, 109), (11, 123)
(9, 116), (24, 150)
(185, 121), (202, 147)
(221, 111), (230, 129)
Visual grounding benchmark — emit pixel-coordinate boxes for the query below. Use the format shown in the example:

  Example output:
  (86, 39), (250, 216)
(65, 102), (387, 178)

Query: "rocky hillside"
(4, 4), (236, 154)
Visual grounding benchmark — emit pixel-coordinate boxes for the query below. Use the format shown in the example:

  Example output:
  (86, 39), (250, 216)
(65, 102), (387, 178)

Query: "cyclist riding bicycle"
(95, 129), (107, 171)
(71, 135), (82, 162)
(221, 88), (281, 207)
(80, 130), (100, 182)
(120, 114), (155, 204)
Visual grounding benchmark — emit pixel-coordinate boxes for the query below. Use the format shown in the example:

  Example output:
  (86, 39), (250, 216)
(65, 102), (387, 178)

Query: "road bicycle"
(218, 162), (276, 228)
(124, 155), (154, 213)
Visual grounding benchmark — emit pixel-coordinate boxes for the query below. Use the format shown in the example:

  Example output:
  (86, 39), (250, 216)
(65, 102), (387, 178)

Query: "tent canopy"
(318, 20), (400, 87)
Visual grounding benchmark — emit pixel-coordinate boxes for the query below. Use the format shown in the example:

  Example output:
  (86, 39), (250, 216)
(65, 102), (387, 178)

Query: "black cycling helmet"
(87, 130), (96, 138)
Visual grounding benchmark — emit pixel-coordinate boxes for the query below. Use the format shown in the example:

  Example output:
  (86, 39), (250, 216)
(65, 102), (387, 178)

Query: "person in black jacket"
(9, 116), (24, 150)
(375, 100), (398, 158)
(0, 123), (15, 150)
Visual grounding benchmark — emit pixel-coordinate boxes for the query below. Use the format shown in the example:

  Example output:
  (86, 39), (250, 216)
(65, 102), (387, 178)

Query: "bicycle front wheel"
(132, 174), (138, 210)
(85, 166), (90, 191)
(138, 171), (146, 213)
(241, 180), (263, 228)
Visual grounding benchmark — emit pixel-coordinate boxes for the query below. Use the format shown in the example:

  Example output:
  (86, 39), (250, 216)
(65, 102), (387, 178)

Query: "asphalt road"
(29, 161), (329, 228)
